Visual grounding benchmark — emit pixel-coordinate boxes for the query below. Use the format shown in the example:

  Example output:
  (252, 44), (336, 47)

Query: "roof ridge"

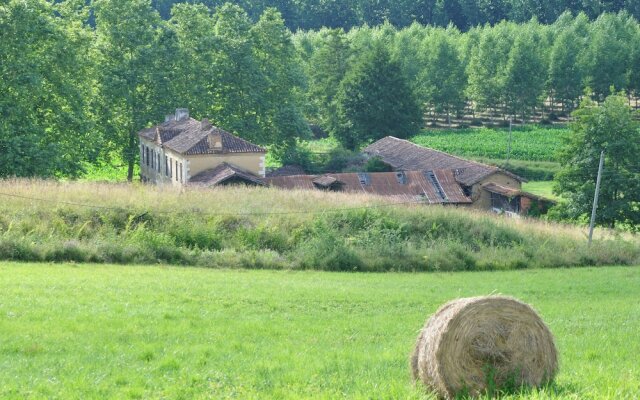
(382, 136), (496, 171)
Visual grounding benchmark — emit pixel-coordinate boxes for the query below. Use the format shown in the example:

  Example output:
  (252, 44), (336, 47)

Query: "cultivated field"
(0, 263), (638, 399)
(411, 126), (568, 163)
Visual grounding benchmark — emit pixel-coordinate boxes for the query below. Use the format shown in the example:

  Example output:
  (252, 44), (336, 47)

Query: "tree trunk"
(127, 131), (135, 182)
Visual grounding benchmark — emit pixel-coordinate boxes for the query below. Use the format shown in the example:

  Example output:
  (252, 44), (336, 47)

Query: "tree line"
(2, 0), (640, 178)
(151, 0), (640, 31)
(2, 0), (308, 179)
(297, 11), (640, 148)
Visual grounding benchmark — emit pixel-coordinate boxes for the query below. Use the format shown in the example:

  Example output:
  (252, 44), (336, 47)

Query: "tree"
(335, 43), (422, 150)
(308, 29), (352, 134)
(466, 23), (512, 120)
(0, 0), (94, 177)
(251, 7), (310, 153)
(94, 0), (168, 181)
(581, 13), (631, 101)
(548, 24), (584, 111)
(417, 28), (468, 123)
(500, 23), (547, 121)
(554, 93), (640, 229)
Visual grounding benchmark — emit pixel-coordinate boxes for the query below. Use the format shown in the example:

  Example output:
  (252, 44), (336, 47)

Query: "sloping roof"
(363, 136), (523, 186)
(482, 182), (521, 197)
(189, 163), (264, 186)
(266, 165), (307, 177)
(482, 183), (556, 203)
(265, 170), (472, 204)
(139, 118), (265, 155)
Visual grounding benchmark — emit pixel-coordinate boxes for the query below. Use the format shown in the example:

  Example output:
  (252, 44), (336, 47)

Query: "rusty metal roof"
(265, 170), (472, 204)
(363, 136), (523, 186)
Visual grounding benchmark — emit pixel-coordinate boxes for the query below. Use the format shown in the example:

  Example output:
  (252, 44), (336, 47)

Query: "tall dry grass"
(0, 179), (637, 270)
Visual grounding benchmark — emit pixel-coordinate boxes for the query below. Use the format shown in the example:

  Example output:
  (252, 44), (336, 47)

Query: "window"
(157, 153), (161, 172)
(175, 160), (178, 181)
(145, 147), (149, 166)
(179, 162), (183, 182)
(165, 156), (169, 176)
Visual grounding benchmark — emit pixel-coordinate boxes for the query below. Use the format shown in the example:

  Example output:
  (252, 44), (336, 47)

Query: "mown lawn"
(0, 263), (638, 399)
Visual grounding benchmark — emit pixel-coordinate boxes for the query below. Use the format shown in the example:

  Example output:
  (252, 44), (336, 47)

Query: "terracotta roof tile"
(139, 118), (265, 155)
(189, 163), (264, 186)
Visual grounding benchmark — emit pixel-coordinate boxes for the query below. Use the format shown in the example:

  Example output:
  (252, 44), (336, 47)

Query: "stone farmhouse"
(138, 109), (266, 186)
(268, 136), (553, 215)
(138, 113), (551, 215)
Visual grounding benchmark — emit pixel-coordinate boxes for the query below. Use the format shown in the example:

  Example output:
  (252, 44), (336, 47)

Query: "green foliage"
(580, 13), (634, 100)
(416, 27), (468, 118)
(0, 0), (94, 177)
(501, 23), (547, 119)
(335, 43), (422, 149)
(148, 0), (640, 31)
(364, 156), (393, 173)
(555, 93), (640, 229)
(548, 14), (587, 109)
(94, 0), (171, 181)
(307, 29), (351, 134)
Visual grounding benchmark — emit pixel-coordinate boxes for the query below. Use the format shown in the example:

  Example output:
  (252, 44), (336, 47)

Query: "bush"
(364, 156), (393, 172)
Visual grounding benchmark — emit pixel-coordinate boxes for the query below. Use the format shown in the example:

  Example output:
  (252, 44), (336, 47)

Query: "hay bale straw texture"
(411, 296), (558, 399)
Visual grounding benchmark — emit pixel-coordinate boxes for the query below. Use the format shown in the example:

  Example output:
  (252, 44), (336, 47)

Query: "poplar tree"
(417, 28), (468, 123)
(501, 26), (546, 120)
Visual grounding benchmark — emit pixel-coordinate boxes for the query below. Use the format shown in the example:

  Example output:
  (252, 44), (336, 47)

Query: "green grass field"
(411, 126), (569, 162)
(1, 263), (638, 399)
(523, 181), (559, 201)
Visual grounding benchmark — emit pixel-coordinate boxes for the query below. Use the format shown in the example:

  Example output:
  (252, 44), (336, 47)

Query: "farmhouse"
(268, 137), (552, 215)
(362, 136), (551, 215)
(138, 109), (266, 186)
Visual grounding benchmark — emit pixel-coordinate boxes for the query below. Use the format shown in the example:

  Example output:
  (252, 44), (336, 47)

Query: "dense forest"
(151, 0), (640, 30)
(1, 0), (640, 178)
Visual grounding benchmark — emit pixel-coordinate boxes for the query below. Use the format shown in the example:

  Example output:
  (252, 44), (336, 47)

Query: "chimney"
(201, 118), (212, 130)
(164, 114), (175, 123)
(207, 131), (223, 153)
(175, 108), (189, 121)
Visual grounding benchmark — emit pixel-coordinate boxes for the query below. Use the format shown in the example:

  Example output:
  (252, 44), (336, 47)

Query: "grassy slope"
(0, 263), (638, 399)
(1, 180), (637, 270)
(523, 181), (559, 200)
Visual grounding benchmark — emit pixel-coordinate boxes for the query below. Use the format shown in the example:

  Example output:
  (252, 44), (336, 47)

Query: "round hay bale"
(411, 296), (557, 399)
